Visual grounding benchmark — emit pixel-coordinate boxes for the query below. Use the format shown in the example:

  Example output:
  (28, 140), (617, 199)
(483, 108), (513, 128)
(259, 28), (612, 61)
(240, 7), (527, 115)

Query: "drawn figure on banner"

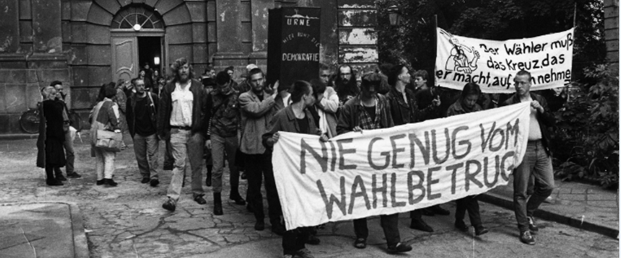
(444, 33), (480, 74)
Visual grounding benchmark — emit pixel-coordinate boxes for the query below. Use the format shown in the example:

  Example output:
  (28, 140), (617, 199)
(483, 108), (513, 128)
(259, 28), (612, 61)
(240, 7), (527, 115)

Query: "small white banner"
(273, 102), (532, 230)
(435, 28), (574, 93)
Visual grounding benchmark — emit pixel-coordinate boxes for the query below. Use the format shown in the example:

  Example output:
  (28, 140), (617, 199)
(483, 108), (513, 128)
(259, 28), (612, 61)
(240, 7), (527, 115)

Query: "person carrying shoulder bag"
(90, 82), (122, 187)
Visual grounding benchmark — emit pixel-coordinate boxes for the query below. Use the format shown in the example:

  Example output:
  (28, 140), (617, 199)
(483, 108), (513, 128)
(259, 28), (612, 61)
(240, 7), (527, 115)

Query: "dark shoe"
(213, 193), (223, 215)
(46, 180), (64, 186)
(67, 172), (82, 178)
(150, 179), (159, 187)
(475, 226), (489, 236)
(194, 195), (207, 205)
(422, 207), (435, 216)
(527, 216), (539, 234)
(271, 223), (285, 236)
(230, 194), (246, 205)
(387, 242), (412, 254)
(455, 221), (469, 232)
(306, 234), (321, 245)
(430, 205), (450, 215)
(255, 220), (265, 231)
(293, 248), (314, 258)
(96, 179), (105, 185)
(353, 238), (366, 249)
(241, 172), (247, 180)
(105, 179), (118, 187)
(141, 178), (150, 184)
(56, 174), (67, 181)
(410, 218), (434, 232)
(162, 198), (176, 212)
(520, 230), (535, 245)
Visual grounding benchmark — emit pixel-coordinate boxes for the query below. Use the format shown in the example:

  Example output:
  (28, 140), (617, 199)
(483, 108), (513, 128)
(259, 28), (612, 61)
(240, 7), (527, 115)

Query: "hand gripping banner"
(435, 28), (574, 93)
(272, 102), (532, 230)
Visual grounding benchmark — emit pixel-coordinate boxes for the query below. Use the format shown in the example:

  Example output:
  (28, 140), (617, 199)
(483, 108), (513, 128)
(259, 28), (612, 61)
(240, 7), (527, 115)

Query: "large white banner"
(273, 102), (532, 230)
(435, 28), (574, 93)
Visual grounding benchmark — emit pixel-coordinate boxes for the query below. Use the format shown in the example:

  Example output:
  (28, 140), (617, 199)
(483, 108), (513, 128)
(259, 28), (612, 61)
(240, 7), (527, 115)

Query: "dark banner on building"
(267, 7), (321, 89)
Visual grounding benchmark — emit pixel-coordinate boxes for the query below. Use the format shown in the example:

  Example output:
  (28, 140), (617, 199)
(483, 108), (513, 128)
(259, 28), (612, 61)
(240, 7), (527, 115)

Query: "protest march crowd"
(35, 56), (556, 257)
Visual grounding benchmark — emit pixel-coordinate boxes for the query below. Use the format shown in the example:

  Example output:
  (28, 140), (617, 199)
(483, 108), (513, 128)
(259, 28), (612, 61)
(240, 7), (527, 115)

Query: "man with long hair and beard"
(158, 57), (209, 212)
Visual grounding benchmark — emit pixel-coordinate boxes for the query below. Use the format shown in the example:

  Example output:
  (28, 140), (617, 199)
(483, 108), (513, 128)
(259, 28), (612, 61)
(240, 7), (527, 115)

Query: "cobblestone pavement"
(0, 138), (618, 258)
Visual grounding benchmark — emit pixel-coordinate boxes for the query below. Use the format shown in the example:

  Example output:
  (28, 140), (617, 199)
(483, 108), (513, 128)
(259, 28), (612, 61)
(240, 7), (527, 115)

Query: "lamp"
(387, 4), (401, 26)
(154, 57), (160, 66)
(133, 24), (141, 31)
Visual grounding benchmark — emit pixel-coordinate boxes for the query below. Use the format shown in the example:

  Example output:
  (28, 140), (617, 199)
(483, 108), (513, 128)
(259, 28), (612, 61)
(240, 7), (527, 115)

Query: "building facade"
(0, 0), (378, 134)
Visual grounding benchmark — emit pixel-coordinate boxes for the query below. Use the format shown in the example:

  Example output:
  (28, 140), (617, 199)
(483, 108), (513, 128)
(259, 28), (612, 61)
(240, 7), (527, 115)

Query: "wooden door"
(111, 37), (138, 82)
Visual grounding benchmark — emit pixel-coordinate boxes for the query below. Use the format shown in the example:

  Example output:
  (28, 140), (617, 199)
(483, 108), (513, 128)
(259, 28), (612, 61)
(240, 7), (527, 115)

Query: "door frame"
(110, 30), (166, 82)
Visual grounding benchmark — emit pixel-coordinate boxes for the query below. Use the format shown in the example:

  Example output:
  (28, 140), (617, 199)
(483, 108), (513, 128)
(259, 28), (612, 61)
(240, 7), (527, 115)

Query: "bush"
(553, 64), (619, 189)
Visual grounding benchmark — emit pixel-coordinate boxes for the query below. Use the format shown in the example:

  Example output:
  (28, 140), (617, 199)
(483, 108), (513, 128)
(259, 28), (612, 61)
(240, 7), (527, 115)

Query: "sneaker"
(141, 178), (150, 184)
(387, 242), (412, 254)
(56, 174), (67, 181)
(230, 195), (246, 205)
(293, 248), (314, 258)
(105, 179), (118, 187)
(474, 226), (489, 236)
(519, 231), (535, 245)
(46, 180), (64, 186)
(150, 179), (159, 187)
(67, 172), (82, 178)
(410, 218), (434, 232)
(194, 195), (207, 205)
(162, 198), (176, 212)
(255, 220), (265, 231)
(527, 216), (539, 234)
(96, 179), (105, 185)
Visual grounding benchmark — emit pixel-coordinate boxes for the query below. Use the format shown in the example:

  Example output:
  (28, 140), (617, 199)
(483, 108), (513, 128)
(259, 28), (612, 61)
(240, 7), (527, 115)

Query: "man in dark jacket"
(263, 80), (321, 258)
(502, 70), (556, 245)
(126, 78), (160, 187)
(336, 73), (412, 254)
(158, 57), (209, 212)
(206, 71), (246, 216)
(51, 81), (82, 180)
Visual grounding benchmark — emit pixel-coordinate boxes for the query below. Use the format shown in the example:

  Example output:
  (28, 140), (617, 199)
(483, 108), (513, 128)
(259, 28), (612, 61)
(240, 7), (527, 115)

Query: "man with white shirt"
(502, 69), (555, 245)
(158, 57), (209, 212)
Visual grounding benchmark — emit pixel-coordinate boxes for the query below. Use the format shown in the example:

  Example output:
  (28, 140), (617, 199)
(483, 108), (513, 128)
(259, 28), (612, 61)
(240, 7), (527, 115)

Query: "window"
(111, 5), (164, 29)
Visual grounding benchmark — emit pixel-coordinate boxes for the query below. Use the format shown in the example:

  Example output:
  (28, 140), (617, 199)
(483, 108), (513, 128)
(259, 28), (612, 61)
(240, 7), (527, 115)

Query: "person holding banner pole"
(502, 70), (555, 245)
(336, 73), (412, 254)
(264, 80), (321, 258)
(385, 65), (440, 233)
(446, 82), (489, 236)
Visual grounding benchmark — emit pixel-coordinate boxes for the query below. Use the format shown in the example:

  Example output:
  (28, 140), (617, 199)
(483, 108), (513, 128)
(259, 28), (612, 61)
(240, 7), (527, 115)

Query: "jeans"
(167, 129), (205, 200)
(133, 133), (159, 180)
(211, 134), (240, 196)
(513, 140), (554, 232)
(455, 195), (482, 226)
(353, 213), (401, 247)
(245, 152), (282, 225)
(62, 130), (75, 174)
(94, 148), (116, 180)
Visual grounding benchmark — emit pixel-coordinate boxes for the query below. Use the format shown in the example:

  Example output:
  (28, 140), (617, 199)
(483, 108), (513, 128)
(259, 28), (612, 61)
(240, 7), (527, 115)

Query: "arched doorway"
(110, 5), (165, 83)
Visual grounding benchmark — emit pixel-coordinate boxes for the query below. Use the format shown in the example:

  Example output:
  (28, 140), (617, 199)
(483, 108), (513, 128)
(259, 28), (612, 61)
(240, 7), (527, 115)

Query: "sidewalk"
(481, 177), (619, 238)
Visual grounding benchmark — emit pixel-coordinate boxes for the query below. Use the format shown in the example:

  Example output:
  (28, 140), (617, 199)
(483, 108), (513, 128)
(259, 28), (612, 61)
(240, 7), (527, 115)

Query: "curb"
(0, 134), (39, 140)
(480, 192), (619, 239)
(0, 201), (89, 258)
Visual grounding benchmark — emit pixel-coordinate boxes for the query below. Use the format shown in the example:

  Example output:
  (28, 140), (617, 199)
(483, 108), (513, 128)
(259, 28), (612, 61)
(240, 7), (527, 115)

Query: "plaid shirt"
(357, 98), (383, 130)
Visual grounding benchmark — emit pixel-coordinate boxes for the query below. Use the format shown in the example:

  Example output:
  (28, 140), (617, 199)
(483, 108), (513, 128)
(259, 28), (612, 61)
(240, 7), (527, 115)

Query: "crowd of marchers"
(36, 58), (555, 258)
